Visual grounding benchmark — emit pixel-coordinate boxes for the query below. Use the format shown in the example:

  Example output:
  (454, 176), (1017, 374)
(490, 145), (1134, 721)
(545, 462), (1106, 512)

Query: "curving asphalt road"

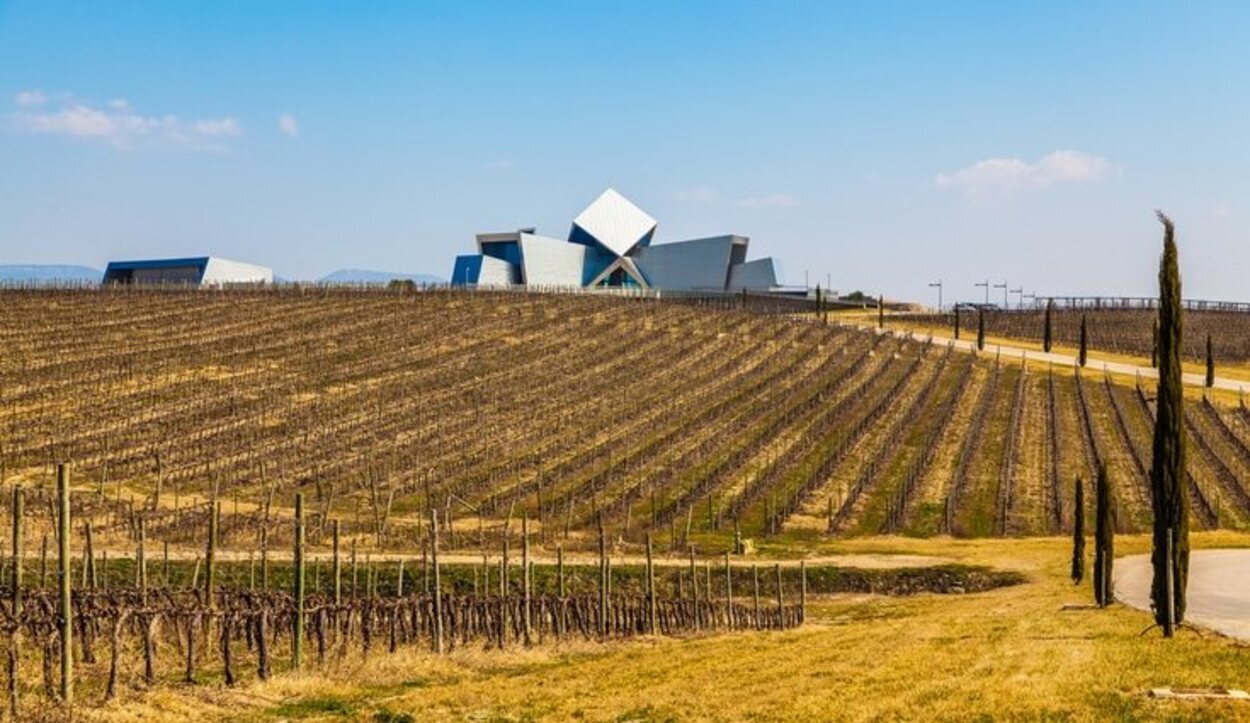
(1115, 550), (1250, 641)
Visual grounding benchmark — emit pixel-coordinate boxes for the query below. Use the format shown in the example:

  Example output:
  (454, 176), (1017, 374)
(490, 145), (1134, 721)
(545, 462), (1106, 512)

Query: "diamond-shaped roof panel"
(570, 188), (657, 258)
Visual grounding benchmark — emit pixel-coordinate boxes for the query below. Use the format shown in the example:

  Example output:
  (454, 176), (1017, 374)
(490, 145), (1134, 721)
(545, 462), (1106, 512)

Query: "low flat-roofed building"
(102, 256), (273, 286)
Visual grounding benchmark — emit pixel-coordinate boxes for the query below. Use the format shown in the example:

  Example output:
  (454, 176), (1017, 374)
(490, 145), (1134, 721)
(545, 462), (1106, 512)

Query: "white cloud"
(674, 187), (718, 203)
(193, 118), (242, 137)
(936, 150), (1110, 195)
(15, 90), (46, 107)
(735, 193), (799, 209)
(7, 90), (241, 150)
(277, 113), (299, 138)
(481, 159), (516, 171)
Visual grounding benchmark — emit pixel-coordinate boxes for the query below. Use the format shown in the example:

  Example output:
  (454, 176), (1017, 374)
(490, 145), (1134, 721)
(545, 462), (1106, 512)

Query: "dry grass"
(77, 532), (1250, 722)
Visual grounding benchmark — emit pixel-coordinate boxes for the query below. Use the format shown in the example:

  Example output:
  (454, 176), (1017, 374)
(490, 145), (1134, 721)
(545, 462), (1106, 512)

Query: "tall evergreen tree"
(1094, 463), (1116, 607)
(1071, 477), (1085, 584)
(1149, 211), (1189, 637)
(1206, 334), (1215, 388)
(878, 294), (884, 329)
(1043, 299), (1054, 353)
(1078, 314), (1088, 367)
(1151, 318), (1159, 368)
(977, 307), (986, 351)
(953, 305), (961, 340)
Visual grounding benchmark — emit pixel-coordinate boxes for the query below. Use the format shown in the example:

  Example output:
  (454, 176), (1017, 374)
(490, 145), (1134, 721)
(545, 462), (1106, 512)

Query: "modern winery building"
(450, 189), (779, 292)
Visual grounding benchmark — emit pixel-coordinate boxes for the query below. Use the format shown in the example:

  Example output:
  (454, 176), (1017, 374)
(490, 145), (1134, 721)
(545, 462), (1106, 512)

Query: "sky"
(1, 1), (1248, 303)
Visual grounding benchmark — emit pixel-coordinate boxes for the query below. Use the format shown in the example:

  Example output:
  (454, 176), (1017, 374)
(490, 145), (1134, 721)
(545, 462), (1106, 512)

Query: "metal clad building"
(451, 189), (779, 292)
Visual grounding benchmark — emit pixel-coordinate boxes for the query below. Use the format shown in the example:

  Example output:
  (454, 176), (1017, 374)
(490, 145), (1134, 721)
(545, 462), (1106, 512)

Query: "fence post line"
(9, 484), (22, 718)
(646, 533), (657, 635)
(724, 551), (734, 629)
(293, 492), (305, 672)
(430, 508), (444, 654)
(57, 464), (72, 705)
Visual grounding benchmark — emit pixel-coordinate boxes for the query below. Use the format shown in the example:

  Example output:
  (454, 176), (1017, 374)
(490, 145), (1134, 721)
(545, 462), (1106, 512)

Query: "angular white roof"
(571, 188), (656, 258)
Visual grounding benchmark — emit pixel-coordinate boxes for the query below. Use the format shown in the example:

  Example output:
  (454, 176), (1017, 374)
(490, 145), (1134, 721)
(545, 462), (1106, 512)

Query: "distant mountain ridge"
(319, 268), (444, 285)
(0, 264), (101, 283)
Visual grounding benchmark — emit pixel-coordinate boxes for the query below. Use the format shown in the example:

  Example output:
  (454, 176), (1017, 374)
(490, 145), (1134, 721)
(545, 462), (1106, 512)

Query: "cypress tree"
(878, 294), (884, 329)
(1149, 211), (1189, 637)
(1078, 314), (1088, 367)
(953, 305), (961, 340)
(815, 285), (822, 322)
(1043, 299), (1054, 353)
(976, 307), (985, 351)
(1151, 318), (1159, 368)
(1206, 334), (1215, 388)
(1071, 477), (1085, 585)
(1093, 462), (1115, 607)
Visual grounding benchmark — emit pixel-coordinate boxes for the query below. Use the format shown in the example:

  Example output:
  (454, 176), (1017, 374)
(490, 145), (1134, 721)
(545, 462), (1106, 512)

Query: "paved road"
(847, 321), (1250, 394)
(1115, 550), (1250, 640)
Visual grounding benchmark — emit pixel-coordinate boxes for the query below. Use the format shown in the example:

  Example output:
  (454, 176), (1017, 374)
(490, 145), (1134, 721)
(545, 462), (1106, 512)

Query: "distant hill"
(0, 264), (101, 284)
(319, 269), (444, 285)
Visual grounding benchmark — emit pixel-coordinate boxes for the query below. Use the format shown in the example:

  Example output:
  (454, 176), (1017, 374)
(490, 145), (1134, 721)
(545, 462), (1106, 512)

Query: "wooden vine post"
(775, 564), (783, 623)
(800, 561), (807, 624)
(645, 533), (657, 635)
(521, 513), (532, 645)
(557, 544), (565, 598)
(57, 464), (72, 705)
(752, 564), (761, 629)
(430, 508), (443, 654)
(689, 546), (699, 630)
(597, 513), (607, 638)
(205, 499), (219, 647)
(9, 485), (22, 718)
(724, 552), (734, 628)
(137, 517), (147, 597)
(293, 492), (305, 672)
(332, 519), (342, 606)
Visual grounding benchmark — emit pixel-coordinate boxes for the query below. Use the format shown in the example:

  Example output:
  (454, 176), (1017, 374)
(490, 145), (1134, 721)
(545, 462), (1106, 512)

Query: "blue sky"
(1, 1), (1248, 302)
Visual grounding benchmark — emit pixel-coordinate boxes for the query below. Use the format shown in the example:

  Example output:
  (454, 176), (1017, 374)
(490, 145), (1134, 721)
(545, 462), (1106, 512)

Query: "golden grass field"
(74, 532), (1250, 723)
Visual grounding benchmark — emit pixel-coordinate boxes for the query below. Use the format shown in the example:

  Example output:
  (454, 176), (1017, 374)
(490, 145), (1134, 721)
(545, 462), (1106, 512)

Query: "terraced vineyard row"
(3, 288), (1250, 554)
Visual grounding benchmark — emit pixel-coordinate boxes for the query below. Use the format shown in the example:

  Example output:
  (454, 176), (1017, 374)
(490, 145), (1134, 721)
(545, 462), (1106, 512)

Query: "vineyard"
(5, 288), (1250, 548)
(3, 287), (1250, 710)
(908, 307), (1250, 364)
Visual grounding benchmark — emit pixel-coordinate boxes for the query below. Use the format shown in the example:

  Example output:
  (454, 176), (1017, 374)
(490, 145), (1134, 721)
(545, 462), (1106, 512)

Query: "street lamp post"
(975, 280), (989, 306)
(1009, 287), (1023, 310)
(928, 280), (943, 311)
(993, 281), (1007, 309)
